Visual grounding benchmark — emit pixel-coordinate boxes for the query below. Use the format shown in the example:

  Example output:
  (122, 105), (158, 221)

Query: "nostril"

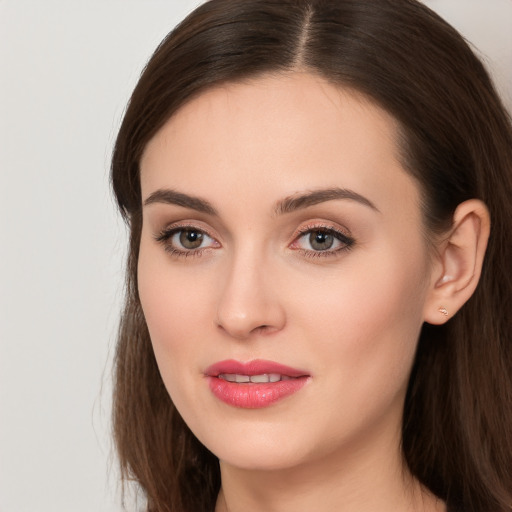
(216, 321), (281, 340)
(254, 325), (274, 335)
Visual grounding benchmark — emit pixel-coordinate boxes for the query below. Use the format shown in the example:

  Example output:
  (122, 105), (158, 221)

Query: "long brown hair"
(111, 1), (512, 510)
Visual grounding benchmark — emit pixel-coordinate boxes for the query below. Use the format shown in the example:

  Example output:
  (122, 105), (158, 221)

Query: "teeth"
(218, 373), (292, 383)
(250, 374), (271, 383)
(220, 374), (238, 382)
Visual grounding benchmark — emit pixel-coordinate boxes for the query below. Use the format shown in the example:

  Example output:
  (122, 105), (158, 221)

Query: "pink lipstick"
(205, 359), (309, 408)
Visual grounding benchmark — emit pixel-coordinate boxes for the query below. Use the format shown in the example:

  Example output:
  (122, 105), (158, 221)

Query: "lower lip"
(208, 376), (308, 408)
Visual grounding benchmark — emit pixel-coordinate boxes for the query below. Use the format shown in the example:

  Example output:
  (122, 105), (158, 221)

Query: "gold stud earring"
(438, 307), (448, 316)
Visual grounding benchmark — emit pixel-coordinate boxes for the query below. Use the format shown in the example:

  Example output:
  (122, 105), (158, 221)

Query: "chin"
(216, 443), (308, 472)
(190, 417), (313, 471)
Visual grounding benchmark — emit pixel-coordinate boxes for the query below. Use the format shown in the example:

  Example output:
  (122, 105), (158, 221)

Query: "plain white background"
(0, 1), (510, 511)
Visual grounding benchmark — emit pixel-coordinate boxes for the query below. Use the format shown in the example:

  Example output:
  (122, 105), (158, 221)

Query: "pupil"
(180, 230), (203, 249)
(310, 231), (334, 251)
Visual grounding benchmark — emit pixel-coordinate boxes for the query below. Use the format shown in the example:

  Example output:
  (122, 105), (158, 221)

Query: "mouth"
(205, 359), (310, 409)
(218, 373), (295, 383)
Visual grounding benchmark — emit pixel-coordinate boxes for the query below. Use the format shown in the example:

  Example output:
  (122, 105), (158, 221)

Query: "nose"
(215, 250), (286, 340)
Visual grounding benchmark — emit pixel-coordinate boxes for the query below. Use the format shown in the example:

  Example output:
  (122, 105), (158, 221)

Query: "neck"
(215, 420), (445, 512)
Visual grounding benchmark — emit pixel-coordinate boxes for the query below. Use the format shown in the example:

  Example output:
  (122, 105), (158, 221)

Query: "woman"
(110, 0), (512, 511)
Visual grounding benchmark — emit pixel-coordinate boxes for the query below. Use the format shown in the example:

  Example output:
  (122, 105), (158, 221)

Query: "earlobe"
(424, 199), (490, 325)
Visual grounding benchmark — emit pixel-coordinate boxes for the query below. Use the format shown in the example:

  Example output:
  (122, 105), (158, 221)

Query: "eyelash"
(155, 224), (217, 258)
(154, 223), (355, 259)
(291, 223), (355, 259)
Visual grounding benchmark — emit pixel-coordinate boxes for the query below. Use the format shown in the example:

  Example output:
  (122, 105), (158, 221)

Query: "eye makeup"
(154, 223), (220, 258)
(289, 222), (355, 259)
(154, 219), (355, 261)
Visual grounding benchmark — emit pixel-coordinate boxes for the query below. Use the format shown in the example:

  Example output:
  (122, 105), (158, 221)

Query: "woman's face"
(138, 73), (435, 471)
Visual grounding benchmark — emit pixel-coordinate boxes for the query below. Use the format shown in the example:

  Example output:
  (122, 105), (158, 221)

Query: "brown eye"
(179, 229), (204, 249)
(291, 226), (355, 257)
(155, 226), (220, 257)
(309, 230), (334, 251)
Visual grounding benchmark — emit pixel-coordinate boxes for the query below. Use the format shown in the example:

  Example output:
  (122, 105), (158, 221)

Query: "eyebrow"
(143, 189), (218, 215)
(143, 186), (378, 216)
(274, 187), (379, 215)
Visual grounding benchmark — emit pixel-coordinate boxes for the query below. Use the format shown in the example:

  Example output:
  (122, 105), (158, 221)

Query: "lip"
(205, 359), (310, 409)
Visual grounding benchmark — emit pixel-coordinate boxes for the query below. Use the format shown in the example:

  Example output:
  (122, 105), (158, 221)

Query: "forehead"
(140, 72), (419, 220)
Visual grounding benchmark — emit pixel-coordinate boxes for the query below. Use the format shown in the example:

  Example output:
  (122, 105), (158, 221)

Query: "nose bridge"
(216, 243), (285, 339)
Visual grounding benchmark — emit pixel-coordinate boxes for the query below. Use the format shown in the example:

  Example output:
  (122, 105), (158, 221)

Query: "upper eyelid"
(155, 221), (217, 238)
(293, 226), (354, 244)
(296, 224), (347, 234)
(293, 221), (353, 238)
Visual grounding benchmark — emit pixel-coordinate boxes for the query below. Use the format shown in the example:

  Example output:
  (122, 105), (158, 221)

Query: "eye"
(155, 225), (219, 256)
(306, 230), (337, 251)
(291, 225), (354, 257)
(175, 229), (208, 249)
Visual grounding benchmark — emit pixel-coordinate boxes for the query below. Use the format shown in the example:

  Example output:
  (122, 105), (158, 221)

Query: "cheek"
(138, 232), (216, 330)
(294, 243), (430, 411)
(137, 244), (211, 384)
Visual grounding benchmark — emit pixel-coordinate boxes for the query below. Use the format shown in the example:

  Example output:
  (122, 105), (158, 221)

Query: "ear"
(423, 199), (490, 325)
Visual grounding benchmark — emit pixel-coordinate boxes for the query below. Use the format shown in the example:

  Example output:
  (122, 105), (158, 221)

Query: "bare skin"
(138, 72), (488, 512)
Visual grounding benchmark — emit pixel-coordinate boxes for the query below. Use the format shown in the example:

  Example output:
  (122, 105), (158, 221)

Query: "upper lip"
(205, 359), (309, 378)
